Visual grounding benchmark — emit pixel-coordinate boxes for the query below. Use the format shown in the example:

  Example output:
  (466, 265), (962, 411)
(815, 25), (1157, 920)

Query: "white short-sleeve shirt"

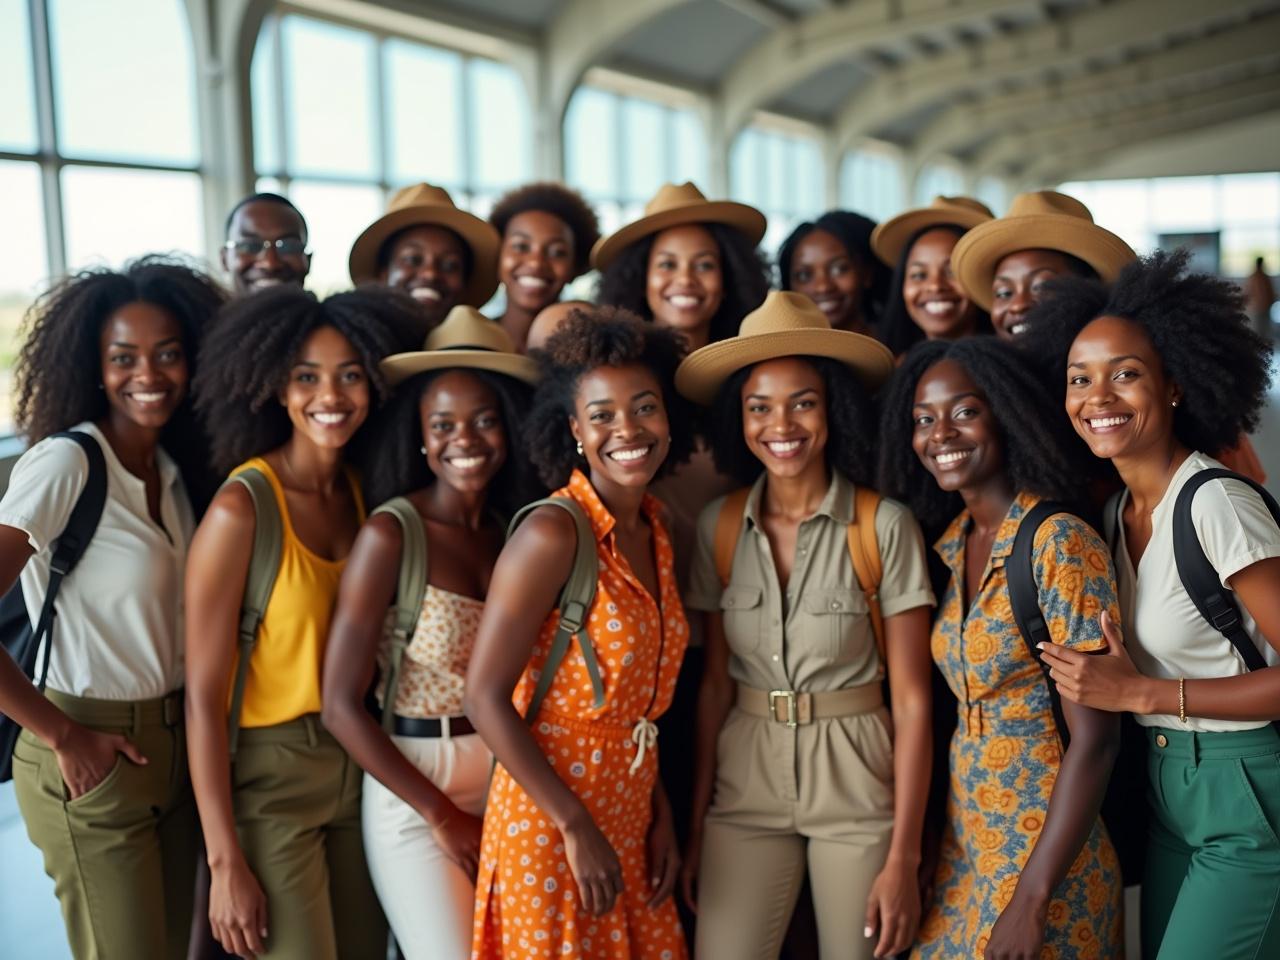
(1112, 450), (1280, 732)
(0, 422), (193, 700)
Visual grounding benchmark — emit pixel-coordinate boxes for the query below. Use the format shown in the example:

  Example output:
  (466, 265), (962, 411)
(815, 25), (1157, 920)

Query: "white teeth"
(935, 450), (972, 465)
(923, 301), (955, 316)
(608, 447), (650, 463)
(516, 277), (548, 289)
(766, 440), (803, 453)
(411, 287), (442, 302)
(252, 278), (282, 288)
(131, 391), (167, 403)
(1009, 322), (1029, 336)
(668, 295), (701, 308)
(1087, 416), (1131, 428)
(311, 412), (347, 425)
(449, 455), (485, 469)
(816, 300), (840, 313)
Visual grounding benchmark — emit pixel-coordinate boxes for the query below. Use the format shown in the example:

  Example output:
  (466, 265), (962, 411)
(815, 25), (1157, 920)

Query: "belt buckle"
(769, 689), (798, 727)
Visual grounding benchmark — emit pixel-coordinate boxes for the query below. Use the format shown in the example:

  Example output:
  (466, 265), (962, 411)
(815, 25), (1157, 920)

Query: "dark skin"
(1040, 314), (1280, 721)
(681, 358), (934, 958)
(322, 370), (509, 883)
(903, 229), (980, 341)
(496, 210), (576, 352)
(912, 359), (1120, 960)
(380, 224), (468, 329)
(0, 302), (187, 800)
(789, 228), (873, 335)
(185, 326), (369, 959)
(990, 249), (1075, 342)
(646, 224), (724, 352)
(221, 199), (310, 296)
(463, 363), (679, 919)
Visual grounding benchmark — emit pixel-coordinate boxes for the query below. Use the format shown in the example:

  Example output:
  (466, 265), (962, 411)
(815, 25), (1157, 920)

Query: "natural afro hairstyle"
(1032, 248), (1273, 456)
(489, 182), (601, 278)
(13, 255), (226, 510)
(877, 337), (1092, 534)
(879, 224), (993, 356)
(358, 367), (540, 515)
(194, 286), (420, 475)
(707, 357), (878, 488)
(525, 306), (697, 489)
(596, 223), (771, 344)
(778, 211), (891, 332)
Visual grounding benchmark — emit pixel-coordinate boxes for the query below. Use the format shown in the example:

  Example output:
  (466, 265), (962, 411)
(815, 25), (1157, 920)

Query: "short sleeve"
(1033, 514), (1120, 652)
(0, 434), (91, 553)
(873, 497), (934, 618)
(1190, 476), (1280, 587)
(686, 496), (727, 613)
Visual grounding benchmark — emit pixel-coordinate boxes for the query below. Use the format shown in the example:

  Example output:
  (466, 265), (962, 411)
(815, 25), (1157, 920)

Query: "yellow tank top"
(229, 457), (365, 728)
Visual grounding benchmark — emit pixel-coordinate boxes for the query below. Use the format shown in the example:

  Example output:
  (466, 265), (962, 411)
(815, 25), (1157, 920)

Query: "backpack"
(369, 496), (430, 732)
(1, 431), (108, 782)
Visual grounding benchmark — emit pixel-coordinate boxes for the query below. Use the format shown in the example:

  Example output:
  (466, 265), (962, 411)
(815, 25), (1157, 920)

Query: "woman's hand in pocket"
(52, 721), (146, 800)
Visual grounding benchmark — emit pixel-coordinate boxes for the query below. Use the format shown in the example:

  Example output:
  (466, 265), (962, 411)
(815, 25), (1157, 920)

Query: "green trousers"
(1142, 725), (1280, 960)
(11, 689), (197, 960)
(231, 714), (386, 960)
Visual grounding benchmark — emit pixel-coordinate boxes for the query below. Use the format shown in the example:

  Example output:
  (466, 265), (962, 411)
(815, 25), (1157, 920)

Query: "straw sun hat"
(348, 183), (501, 306)
(675, 291), (894, 406)
(869, 196), (995, 267)
(379, 305), (538, 387)
(590, 182), (767, 272)
(950, 190), (1137, 310)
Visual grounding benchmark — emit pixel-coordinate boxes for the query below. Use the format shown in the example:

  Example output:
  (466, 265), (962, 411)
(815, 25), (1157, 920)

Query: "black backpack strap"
(1008, 500), (1074, 750)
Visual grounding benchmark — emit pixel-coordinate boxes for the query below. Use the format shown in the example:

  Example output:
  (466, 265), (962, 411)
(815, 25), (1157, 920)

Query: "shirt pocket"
(720, 584), (765, 656)
(800, 588), (871, 663)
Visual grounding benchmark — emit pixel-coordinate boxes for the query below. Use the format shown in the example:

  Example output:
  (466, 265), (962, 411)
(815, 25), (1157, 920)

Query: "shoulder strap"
(848, 487), (885, 665)
(370, 497), (429, 733)
(713, 488), (752, 588)
(224, 468), (283, 754)
(507, 497), (602, 724)
(1009, 500), (1075, 750)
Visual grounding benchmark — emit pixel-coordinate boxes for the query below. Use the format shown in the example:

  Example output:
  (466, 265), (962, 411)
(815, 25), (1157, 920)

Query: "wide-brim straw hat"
(870, 196), (995, 267)
(950, 190), (1137, 310)
(379, 305), (538, 386)
(590, 182), (766, 272)
(675, 291), (894, 405)
(349, 183), (500, 306)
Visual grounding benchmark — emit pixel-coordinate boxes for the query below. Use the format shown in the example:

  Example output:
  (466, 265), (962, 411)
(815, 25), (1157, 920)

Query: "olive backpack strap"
(224, 468), (283, 755)
(370, 496), (429, 733)
(848, 486), (885, 665)
(713, 488), (752, 588)
(1172, 468), (1280, 735)
(507, 497), (602, 724)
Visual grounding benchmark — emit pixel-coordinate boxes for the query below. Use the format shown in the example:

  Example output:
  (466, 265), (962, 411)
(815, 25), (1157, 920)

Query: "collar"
(565, 469), (663, 543)
(742, 469), (853, 530)
(933, 489), (1042, 573)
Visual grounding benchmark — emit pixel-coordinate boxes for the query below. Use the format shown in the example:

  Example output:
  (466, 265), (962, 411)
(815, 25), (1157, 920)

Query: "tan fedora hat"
(675, 291), (894, 405)
(870, 196), (995, 267)
(348, 183), (501, 306)
(950, 190), (1137, 310)
(379, 305), (538, 386)
(590, 181), (767, 272)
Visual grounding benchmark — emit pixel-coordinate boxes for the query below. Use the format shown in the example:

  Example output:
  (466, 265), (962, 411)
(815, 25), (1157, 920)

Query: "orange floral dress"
(472, 470), (690, 959)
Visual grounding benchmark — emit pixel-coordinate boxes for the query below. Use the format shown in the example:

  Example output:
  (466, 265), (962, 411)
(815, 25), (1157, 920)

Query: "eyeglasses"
(224, 237), (309, 258)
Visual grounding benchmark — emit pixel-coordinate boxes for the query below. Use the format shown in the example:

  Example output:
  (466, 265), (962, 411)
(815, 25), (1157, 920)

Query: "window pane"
(385, 40), (463, 188)
(62, 166), (203, 270)
(1221, 172), (1280, 224)
(0, 0), (37, 152)
(730, 128), (763, 209)
(841, 151), (904, 222)
(672, 109), (707, 187)
(251, 16), (281, 175)
(565, 87), (618, 200)
(975, 176), (1007, 216)
(287, 180), (383, 294)
(467, 59), (530, 192)
(49, 0), (198, 165)
(621, 98), (666, 204)
(0, 161), (47, 435)
(1150, 176), (1215, 231)
(793, 139), (823, 219)
(915, 163), (965, 205)
(763, 133), (788, 213)
(282, 16), (377, 179)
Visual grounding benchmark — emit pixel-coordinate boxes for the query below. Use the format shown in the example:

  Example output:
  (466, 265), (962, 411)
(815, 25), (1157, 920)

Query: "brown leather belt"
(736, 683), (882, 727)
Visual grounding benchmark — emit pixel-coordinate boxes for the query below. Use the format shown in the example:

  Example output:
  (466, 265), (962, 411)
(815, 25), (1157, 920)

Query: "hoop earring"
(575, 440), (584, 457)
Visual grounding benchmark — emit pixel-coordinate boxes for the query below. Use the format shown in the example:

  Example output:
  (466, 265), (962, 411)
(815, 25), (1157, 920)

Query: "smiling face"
(911, 358), (1005, 493)
(99, 301), (189, 431)
(499, 210), (575, 314)
(740, 357), (830, 482)
(1065, 314), (1179, 462)
(380, 225), (468, 326)
(645, 224), (724, 339)
(279, 325), (370, 451)
(569, 363), (670, 491)
(903, 228), (980, 340)
(420, 369), (507, 495)
(221, 199), (310, 296)
(991, 249), (1076, 341)
(789, 229), (869, 332)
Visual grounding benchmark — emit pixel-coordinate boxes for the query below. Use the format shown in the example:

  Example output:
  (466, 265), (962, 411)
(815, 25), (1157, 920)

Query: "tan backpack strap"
(714, 488), (752, 588)
(370, 497), (429, 733)
(848, 486), (885, 665)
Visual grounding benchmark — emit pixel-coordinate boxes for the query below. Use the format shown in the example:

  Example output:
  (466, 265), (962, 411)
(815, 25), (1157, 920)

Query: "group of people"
(0, 175), (1277, 960)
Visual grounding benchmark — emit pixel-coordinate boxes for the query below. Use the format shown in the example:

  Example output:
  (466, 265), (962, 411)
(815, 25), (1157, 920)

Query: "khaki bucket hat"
(379, 305), (538, 386)
(870, 196), (995, 267)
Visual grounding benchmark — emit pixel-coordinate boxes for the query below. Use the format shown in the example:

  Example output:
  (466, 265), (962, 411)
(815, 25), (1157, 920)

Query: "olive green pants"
(231, 714), (385, 960)
(1142, 725), (1280, 960)
(11, 689), (197, 960)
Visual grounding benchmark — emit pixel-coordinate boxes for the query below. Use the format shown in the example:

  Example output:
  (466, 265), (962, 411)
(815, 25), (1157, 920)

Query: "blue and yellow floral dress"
(913, 492), (1123, 960)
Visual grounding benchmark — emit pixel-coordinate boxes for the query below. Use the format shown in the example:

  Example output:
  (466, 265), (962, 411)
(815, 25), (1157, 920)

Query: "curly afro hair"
(879, 224), (993, 356)
(706, 357), (878, 488)
(777, 211), (892, 331)
(876, 337), (1093, 534)
(1031, 249), (1274, 456)
(525, 306), (697, 489)
(595, 223), (771, 344)
(358, 367), (540, 514)
(13, 255), (226, 510)
(489, 182), (601, 278)
(194, 286), (420, 475)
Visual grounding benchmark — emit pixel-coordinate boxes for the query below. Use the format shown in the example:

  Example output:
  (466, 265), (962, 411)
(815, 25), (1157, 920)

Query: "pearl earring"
(420, 445), (427, 455)
(575, 440), (584, 457)
(1171, 400), (1179, 408)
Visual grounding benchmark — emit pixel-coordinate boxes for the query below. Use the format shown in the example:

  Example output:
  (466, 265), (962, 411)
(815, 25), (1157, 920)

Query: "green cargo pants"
(11, 689), (197, 960)
(1142, 724), (1280, 960)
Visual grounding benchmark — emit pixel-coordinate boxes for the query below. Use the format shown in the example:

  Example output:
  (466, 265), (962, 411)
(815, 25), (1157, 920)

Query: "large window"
(914, 160), (966, 205)
(730, 120), (824, 257)
(840, 147), (905, 223)
(252, 13), (532, 292)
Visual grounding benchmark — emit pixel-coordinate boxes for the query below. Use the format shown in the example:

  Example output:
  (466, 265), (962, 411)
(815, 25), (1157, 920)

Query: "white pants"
(361, 729), (491, 960)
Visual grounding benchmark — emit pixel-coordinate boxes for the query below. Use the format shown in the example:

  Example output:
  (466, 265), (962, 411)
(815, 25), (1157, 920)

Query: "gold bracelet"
(1178, 678), (1188, 724)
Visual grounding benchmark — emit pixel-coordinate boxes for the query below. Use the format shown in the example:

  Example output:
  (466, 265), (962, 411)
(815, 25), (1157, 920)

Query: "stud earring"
(1171, 400), (1179, 408)
(420, 445), (427, 455)
(575, 440), (584, 457)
